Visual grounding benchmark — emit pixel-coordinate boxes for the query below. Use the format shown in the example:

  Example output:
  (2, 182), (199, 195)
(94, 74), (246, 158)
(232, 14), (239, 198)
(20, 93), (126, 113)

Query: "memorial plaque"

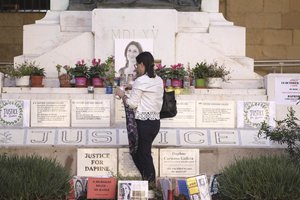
(240, 129), (270, 147)
(31, 100), (70, 127)
(0, 129), (25, 146)
(179, 129), (209, 146)
(0, 100), (30, 127)
(77, 148), (117, 177)
(237, 101), (276, 128)
(26, 129), (55, 145)
(210, 129), (239, 146)
(118, 148), (158, 177)
(71, 100), (110, 127)
(57, 129), (87, 146)
(86, 129), (117, 146)
(196, 101), (235, 128)
(275, 77), (300, 105)
(160, 149), (199, 177)
(161, 100), (196, 128)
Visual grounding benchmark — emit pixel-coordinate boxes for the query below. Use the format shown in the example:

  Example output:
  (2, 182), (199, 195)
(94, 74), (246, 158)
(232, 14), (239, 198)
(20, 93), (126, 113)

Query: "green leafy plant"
(169, 63), (188, 80)
(70, 59), (89, 78)
(0, 154), (71, 200)
(6, 61), (37, 78)
(218, 155), (300, 200)
(155, 64), (171, 80)
(88, 58), (110, 78)
(259, 107), (300, 162)
(102, 56), (116, 86)
(192, 61), (209, 79)
(31, 66), (46, 76)
(206, 62), (230, 81)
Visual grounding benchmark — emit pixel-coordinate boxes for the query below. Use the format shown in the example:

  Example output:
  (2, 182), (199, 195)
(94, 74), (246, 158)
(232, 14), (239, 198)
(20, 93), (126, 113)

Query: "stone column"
(50, 0), (69, 11)
(201, 0), (219, 13)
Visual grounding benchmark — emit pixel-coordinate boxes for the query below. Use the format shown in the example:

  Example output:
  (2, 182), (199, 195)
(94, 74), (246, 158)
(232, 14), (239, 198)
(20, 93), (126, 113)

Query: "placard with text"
(31, 100), (70, 127)
(87, 177), (116, 199)
(77, 148), (117, 177)
(71, 100), (110, 127)
(196, 101), (235, 128)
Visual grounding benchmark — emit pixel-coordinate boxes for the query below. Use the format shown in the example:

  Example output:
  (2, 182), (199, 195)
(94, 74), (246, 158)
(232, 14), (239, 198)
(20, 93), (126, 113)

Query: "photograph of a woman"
(118, 41), (143, 77)
(115, 39), (153, 79)
(119, 183), (132, 200)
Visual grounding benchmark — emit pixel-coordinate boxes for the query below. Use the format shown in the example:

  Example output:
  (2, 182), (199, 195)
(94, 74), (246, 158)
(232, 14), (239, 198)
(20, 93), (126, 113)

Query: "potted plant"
(88, 58), (110, 88)
(192, 61), (209, 88)
(155, 64), (171, 87)
(102, 56), (116, 94)
(169, 63), (188, 88)
(206, 62), (230, 88)
(30, 65), (46, 87)
(70, 59), (89, 87)
(9, 61), (35, 87)
(56, 64), (71, 87)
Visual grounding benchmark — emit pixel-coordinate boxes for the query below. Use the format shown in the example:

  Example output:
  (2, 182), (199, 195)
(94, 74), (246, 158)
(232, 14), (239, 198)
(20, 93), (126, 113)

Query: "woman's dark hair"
(136, 51), (155, 78)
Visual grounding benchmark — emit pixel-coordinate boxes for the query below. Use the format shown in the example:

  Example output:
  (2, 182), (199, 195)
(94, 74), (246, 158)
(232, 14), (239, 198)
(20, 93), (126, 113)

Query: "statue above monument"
(69, 0), (201, 11)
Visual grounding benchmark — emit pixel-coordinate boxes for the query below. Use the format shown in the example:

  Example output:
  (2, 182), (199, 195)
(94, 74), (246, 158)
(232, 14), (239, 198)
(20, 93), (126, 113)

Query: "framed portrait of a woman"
(115, 39), (153, 78)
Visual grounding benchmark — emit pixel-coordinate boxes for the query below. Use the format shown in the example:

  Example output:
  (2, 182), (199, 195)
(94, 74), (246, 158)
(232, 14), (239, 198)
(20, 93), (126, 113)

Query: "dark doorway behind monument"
(69, 0), (201, 11)
(0, 0), (50, 12)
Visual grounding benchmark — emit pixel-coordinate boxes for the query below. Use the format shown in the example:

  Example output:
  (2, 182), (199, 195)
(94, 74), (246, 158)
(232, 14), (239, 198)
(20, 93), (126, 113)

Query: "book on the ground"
(186, 175), (211, 200)
(117, 180), (148, 200)
(87, 177), (117, 199)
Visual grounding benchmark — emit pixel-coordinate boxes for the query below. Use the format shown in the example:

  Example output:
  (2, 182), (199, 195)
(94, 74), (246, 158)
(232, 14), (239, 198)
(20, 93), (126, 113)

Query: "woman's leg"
(132, 119), (160, 182)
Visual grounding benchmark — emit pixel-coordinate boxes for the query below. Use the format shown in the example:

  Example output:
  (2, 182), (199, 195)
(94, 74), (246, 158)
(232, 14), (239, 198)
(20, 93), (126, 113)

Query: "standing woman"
(116, 52), (164, 183)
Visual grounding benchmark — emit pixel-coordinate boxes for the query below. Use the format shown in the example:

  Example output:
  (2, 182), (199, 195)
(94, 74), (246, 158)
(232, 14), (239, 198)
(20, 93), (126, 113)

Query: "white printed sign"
(161, 100), (196, 128)
(160, 149), (199, 177)
(237, 101), (276, 128)
(77, 148), (117, 177)
(275, 77), (300, 104)
(196, 101), (235, 128)
(0, 100), (30, 127)
(31, 100), (70, 127)
(71, 100), (110, 127)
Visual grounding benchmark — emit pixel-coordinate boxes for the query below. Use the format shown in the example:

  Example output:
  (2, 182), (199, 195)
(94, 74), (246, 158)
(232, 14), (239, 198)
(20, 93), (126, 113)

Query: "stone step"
(222, 79), (265, 89)
(1, 87), (267, 101)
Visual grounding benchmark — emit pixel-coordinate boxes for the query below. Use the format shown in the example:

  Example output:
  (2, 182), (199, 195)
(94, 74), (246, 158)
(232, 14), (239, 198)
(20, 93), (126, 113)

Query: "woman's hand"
(115, 87), (125, 98)
(124, 84), (132, 90)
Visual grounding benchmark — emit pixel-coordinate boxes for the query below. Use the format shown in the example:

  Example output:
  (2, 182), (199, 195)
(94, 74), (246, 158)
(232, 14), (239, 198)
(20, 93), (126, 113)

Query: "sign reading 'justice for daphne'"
(77, 148), (117, 177)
